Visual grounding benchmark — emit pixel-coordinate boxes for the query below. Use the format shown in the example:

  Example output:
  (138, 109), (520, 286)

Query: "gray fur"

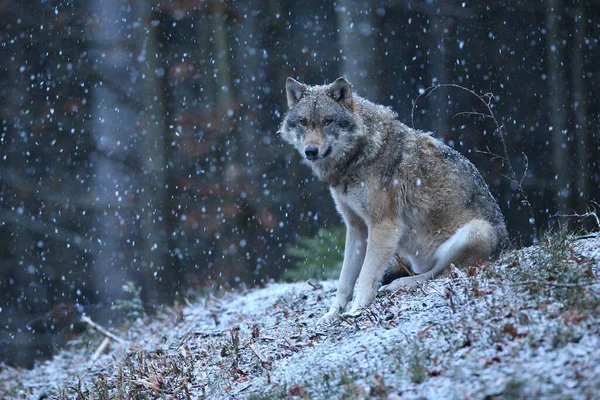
(279, 77), (508, 324)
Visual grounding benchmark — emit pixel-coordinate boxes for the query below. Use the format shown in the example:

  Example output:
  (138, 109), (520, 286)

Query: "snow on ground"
(1, 234), (599, 399)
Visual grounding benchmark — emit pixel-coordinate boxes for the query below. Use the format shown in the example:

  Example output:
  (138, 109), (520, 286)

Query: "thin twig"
(364, 308), (379, 324)
(551, 209), (600, 231)
(81, 315), (127, 345)
(474, 148), (503, 161)
(193, 330), (225, 338)
(509, 280), (598, 288)
(568, 234), (600, 242)
(520, 152), (529, 188)
(91, 337), (111, 362)
(306, 279), (323, 290)
(234, 383), (253, 395)
(249, 343), (269, 365)
(393, 253), (414, 276)
(452, 111), (492, 120)
(178, 329), (192, 347)
(338, 313), (361, 329)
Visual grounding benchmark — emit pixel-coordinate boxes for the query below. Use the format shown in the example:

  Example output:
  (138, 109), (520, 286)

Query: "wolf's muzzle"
(304, 146), (319, 161)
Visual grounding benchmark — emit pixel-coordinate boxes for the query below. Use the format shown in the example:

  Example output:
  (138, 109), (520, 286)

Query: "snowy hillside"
(2, 233), (599, 399)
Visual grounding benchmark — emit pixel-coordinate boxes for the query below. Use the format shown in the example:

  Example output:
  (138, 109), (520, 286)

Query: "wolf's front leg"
(317, 222), (367, 326)
(345, 221), (400, 316)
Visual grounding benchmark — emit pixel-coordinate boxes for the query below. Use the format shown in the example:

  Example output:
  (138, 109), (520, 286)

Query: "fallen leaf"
(564, 311), (588, 326)
(503, 323), (518, 338)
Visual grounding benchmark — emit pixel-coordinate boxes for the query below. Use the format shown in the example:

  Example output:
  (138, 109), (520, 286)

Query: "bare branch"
(520, 152), (529, 188)
(474, 149), (503, 162)
(249, 342), (270, 366)
(551, 210), (600, 231)
(510, 280), (598, 289)
(91, 337), (111, 362)
(452, 111), (493, 120)
(81, 315), (127, 345)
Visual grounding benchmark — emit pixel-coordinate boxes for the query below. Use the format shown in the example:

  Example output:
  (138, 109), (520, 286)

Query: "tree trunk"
(135, 0), (170, 304)
(232, 0), (265, 279)
(90, 0), (136, 303)
(336, 0), (379, 101)
(571, 6), (589, 214)
(428, 14), (450, 138)
(545, 0), (570, 214)
(213, 0), (232, 111)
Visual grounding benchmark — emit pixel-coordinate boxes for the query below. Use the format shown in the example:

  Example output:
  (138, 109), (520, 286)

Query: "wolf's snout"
(304, 146), (319, 161)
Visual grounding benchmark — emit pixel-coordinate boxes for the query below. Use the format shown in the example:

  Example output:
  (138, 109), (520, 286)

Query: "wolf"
(278, 77), (508, 325)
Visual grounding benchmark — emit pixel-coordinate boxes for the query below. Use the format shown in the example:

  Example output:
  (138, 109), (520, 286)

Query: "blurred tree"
(427, 13), (450, 138)
(571, 5), (590, 215)
(336, 0), (380, 101)
(134, 0), (172, 303)
(545, 0), (570, 214)
(1, 0), (599, 368)
(89, 0), (137, 303)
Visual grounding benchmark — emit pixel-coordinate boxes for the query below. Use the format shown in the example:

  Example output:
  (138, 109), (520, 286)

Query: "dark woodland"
(0, 0), (598, 367)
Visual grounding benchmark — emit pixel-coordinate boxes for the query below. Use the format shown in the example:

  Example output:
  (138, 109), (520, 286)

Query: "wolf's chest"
(332, 185), (370, 222)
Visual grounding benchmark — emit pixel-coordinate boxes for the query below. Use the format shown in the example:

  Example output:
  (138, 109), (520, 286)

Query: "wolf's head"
(278, 77), (365, 173)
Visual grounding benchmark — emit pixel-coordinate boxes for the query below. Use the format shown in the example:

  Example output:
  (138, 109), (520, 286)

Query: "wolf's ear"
(327, 77), (354, 110)
(286, 77), (307, 108)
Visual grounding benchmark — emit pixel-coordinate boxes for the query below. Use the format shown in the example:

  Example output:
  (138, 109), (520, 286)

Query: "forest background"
(0, 0), (598, 366)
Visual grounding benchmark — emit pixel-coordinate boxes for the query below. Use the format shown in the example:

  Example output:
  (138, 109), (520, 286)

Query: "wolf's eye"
(299, 118), (308, 126)
(323, 117), (333, 126)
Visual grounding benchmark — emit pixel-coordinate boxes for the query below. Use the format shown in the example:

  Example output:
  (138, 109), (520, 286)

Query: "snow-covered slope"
(2, 234), (599, 399)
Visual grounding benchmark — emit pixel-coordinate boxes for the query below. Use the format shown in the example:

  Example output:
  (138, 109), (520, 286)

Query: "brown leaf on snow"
(584, 265), (597, 279)
(418, 324), (434, 339)
(485, 356), (501, 366)
(518, 311), (530, 325)
(502, 323), (528, 339)
(132, 378), (161, 392)
(473, 287), (491, 297)
(231, 367), (247, 378)
(289, 384), (307, 397)
(564, 310), (588, 326)
(568, 255), (587, 264)
(503, 323), (518, 338)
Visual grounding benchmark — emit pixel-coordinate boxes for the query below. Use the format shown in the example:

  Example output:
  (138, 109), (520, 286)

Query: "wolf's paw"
(378, 283), (399, 293)
(379, 275), (421, 293)
(317, 308), (341, 327)
(342, 307), (364, 318)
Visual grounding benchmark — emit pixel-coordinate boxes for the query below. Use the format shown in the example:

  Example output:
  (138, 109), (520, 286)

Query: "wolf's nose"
(304, 146), (319, 161)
